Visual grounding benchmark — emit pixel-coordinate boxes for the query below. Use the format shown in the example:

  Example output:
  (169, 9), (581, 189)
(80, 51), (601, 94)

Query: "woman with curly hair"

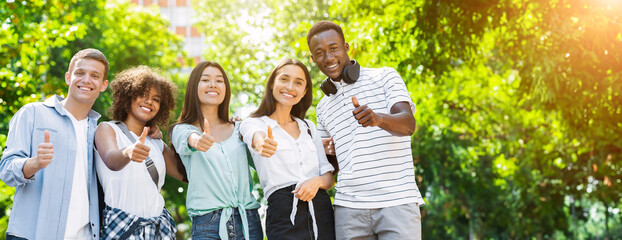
(94, 66), (183, 239)
(169, 61), (263, 240)
(239, 59), (335, 240)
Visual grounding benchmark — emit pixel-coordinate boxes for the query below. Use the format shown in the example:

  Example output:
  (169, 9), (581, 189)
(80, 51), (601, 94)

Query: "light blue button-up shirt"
(171, 122), (260, 240)
(0, 95), (100, 240)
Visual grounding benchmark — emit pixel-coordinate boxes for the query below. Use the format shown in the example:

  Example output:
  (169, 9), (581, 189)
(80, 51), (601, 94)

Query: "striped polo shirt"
(316, 66), (425, 209)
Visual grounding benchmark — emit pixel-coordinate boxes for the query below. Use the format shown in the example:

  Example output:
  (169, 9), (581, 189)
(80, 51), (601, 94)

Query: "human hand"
(148, 126), (163, 139)
(34, 130), (54, 169)
(191, 119), (215, 152)
(257, 126), (277, 158)
(292, 177), (321, 202)
(352, 96), (383, 127)
(322, 137), (335, 155)
(123, 127), (151, 162)
(229, 115), (242, 122)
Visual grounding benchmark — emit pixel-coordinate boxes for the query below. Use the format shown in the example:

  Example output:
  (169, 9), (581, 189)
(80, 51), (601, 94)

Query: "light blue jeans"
(191, 208), (263, 240)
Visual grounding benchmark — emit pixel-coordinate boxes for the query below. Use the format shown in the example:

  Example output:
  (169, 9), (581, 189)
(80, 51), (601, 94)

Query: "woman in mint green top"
(169, 61), (262, 240)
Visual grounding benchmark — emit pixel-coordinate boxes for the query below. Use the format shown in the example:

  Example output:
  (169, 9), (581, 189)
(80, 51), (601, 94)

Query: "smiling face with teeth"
(65, 58), (109, 106)
(128, 86), (161, 125)
(271, 64), (308, 108)
(197, 66), (227, 106)
(309, 29), (351, 81)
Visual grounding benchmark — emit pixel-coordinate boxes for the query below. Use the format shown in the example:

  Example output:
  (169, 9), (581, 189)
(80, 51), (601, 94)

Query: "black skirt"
(266, 184), (336, 240)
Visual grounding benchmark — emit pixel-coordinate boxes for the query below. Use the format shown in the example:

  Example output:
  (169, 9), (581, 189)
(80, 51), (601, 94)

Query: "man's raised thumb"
(352, 96), (360, 107)
(44, 130), (50, 143)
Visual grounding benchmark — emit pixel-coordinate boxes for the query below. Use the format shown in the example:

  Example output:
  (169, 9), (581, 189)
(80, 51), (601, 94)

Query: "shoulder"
(241, 117), (266, 126)
(172, 123), (196, 132)
(95, 122), (116, 136)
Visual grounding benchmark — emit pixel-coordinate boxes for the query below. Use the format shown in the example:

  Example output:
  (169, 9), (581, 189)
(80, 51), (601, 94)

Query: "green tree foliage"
(0, 0), (188, 236)
(319, 0), (622, 238)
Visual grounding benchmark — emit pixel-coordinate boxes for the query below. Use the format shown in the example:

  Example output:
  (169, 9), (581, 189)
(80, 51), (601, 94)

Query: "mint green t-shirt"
(171, 122), (260, 239)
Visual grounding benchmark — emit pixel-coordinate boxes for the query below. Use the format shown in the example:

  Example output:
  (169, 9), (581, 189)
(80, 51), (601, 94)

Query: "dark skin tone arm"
(163, 145), (185, 182)
(95, 123), (151, 171)
(352, 97), (416, 136)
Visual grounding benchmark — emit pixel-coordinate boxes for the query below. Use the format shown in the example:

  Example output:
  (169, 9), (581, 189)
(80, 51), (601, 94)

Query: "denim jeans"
(6, 234), (27, 240)
(191, 208), (263, 240)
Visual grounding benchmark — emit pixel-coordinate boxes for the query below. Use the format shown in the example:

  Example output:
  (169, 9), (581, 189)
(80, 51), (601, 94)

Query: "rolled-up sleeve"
(171, 124), (201, 156)
(0, 104), (36, 187)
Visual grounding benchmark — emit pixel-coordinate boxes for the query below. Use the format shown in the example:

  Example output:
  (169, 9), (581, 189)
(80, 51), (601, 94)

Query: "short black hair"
(306, 21), (345, 47)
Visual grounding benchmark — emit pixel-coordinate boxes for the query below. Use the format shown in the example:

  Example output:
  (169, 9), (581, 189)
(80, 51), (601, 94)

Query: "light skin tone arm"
(352, 96), (416, 136)
(292, 172), (335, 202)
(251, 126), (278, 158)
(95, 123), (151, 171)
(188, 119), (215, 152)
(22, 130), (53, 179)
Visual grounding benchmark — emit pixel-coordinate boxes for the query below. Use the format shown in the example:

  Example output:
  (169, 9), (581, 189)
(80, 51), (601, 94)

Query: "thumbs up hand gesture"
(35, 130), (54, 169)
(352, 96), (382, 127)
(257, 126), (278, 158)
(123, 127), (151, 162)
(190, 119), (215, 152)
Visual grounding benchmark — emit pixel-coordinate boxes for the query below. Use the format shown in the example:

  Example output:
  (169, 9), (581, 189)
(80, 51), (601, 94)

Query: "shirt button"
(229, 232), (234, 237)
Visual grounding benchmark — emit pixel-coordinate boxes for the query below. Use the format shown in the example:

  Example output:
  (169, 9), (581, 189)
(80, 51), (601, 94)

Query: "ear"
(344, 42), (350, 52)
(100, 79), (109, 92)
(65, 72), (71, 85)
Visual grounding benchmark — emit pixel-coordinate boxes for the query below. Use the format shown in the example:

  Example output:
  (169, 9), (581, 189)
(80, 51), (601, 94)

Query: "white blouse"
(239, 116), (334, 199)
(95, 122), (166, 218)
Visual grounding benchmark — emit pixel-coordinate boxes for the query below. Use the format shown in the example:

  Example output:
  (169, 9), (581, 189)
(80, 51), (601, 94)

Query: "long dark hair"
(250, 59), (313, 119)
(168, 61), (232, 181)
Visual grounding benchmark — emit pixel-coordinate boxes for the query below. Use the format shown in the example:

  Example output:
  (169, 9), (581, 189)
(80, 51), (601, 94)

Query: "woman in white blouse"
(240, 59), (336, 240)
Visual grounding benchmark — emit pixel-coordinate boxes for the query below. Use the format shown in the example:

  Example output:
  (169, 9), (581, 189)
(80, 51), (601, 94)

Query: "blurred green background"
(1, 0), (621, 239)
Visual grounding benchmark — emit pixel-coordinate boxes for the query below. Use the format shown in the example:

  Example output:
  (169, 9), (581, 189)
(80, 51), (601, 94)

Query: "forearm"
(377, 111), (416, 136)
(21, 157), (40, 179)
(163, 146), (185, 182)
(100, 149), (132, 171)
(251, 132), (266, 151)
(318, 172), (335, 190)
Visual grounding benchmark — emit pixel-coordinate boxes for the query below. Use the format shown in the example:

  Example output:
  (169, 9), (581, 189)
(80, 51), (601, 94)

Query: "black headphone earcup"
(320, 78), (337, 96)
(342, 60), (360, 84)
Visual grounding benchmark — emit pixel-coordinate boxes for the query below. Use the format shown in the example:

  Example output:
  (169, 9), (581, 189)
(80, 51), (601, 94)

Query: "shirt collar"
(42, 95), (101, 121)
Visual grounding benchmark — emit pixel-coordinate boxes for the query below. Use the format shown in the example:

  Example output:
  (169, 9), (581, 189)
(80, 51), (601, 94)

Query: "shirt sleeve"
(308, 120), (334, 175)
(381, 67), (416, 114)
(0, 104), (37, 187)
(170, 124), (201, 156)
(239, 118), (266, 154)
(315, 104), (331, 139)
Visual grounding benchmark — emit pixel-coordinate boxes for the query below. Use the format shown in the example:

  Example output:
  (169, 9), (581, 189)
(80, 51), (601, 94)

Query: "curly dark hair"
(108, 66), (177, 128)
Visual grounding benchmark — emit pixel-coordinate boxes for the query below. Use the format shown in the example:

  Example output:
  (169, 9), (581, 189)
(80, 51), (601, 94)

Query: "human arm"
(352, 97), (415, 136)
(240, 118), (278, 158)
(187, 119), (215, 152)
(292, 172), (334, 202)
(163, 145), (185, 182)
(95, 123), (151, 171)
(0, 105), (47, 186)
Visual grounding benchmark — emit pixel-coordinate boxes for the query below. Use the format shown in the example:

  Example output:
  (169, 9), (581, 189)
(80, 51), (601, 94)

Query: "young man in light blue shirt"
(0, 48), (109, 240)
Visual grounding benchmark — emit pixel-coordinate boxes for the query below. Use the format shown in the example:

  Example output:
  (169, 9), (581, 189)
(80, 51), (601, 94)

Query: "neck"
(270, 104), (294, 124)
(123, 115), (147, 136)
(61, 99), (91, 120)
(200, 104), (224, 125)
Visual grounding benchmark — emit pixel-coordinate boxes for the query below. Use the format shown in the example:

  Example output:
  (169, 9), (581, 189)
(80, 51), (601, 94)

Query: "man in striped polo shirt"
(307, 21), (424, 240)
